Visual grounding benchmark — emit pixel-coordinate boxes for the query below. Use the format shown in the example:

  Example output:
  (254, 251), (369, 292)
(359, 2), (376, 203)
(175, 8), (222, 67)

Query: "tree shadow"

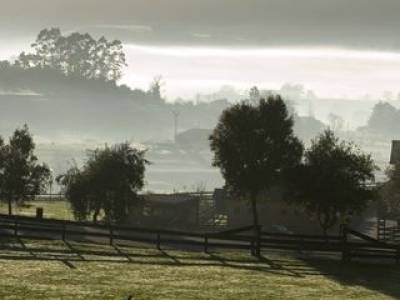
(301, 256), (400, 299)
(159, 248), (181, 265)
(0, 238), (307, 277)
(63, 240), (85, 261)
(6, 235), (399, 297)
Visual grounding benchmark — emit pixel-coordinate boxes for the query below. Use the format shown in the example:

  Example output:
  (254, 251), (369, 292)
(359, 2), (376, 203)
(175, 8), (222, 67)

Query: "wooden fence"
(0, 214), (399, 263)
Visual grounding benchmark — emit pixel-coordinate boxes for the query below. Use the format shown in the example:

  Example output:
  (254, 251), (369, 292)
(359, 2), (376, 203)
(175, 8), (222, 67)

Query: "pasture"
(0, 200), (72, 220)
(0, 238), (399, 299)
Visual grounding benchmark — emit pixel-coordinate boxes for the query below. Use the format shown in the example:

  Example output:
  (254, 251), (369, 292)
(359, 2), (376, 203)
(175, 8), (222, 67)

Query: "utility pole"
(172, 110), (179, 143)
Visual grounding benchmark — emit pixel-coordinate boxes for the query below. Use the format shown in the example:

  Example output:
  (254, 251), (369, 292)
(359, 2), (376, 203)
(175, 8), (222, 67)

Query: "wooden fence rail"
(0, 214), (399, 263)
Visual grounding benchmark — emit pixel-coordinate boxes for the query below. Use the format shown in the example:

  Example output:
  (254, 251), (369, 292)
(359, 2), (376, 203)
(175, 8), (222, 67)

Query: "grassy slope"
(0, 238), (399, 300)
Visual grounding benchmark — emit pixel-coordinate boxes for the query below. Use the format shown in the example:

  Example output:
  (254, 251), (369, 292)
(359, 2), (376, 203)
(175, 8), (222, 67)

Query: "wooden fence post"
(156, 232), (161, 250)
(109, 225), (113, 246)
(250, 224), (259, 257)
(62, 221), (66, 241)
(204, 235), (208, 253)
(14, 216), (18, 237)
(250, 240), (255, 256)
(256, 225), (262, 256)
(342, 226), (350, 263)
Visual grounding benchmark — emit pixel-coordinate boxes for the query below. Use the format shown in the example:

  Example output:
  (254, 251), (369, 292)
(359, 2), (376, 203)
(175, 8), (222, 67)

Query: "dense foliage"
(16, 28), (127, 81)
(364, 101), (400, 136)
(288, 130), (377, 234)
(210, 96), (303, 232)
(0, 125), (50, 215)
(58, 143), (148, 223)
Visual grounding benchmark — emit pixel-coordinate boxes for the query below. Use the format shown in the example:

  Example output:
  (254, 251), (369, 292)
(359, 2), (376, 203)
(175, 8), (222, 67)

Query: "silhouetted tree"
(30, 28), (63, 69)
(210, 96), (303, 253)
(249, 86), (260, 104)
(147, 75), (164, 101)
(58, 143), (148, 223)
(366, 102), (400, 136)
(0, 125), (51, 215)
(16, 28), (127, 81)
(288, 130), (377, 235)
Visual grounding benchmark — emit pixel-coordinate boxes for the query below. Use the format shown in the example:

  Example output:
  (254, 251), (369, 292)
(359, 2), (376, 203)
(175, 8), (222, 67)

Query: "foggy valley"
(2, 1), (400, 299)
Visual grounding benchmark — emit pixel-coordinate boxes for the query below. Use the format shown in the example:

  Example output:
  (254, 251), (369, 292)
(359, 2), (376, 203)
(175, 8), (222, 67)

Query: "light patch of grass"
(0, 238), (399, 299)
(0, 200), (73, 220)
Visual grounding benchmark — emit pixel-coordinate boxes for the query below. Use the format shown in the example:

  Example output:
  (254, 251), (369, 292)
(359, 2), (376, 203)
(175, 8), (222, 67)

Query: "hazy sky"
(1, 0), (400, 99)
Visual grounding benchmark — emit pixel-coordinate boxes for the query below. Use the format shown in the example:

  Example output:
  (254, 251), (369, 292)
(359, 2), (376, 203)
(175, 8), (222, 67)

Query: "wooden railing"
(0, 214), (399, 264)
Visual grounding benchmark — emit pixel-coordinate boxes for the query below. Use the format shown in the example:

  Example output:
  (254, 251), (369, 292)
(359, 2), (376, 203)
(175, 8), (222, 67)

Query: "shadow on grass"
(0, 237), (312, 277)
(2, 236), (400, 299)
(301, 256), (400, 299)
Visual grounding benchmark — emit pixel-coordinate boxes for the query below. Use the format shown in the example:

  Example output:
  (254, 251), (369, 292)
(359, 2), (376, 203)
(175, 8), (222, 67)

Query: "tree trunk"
(8, 198), (12, 216)
(322, 226), (328, 237)
(251, 195), (260, 256)
(93, 208), (100, 223)
(318, 210), (338, 237)
(318, 211), (329, 236)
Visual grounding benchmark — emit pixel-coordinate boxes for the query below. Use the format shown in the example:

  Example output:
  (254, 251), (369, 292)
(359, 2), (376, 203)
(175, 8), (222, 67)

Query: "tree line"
(0, 125), (51, 215)
(210, 96), (378, 238)
(1, 99), (397, 237)
(14, 28), (126, 82)
(0, 125), (149, 223)
(362, 101), (400, 137)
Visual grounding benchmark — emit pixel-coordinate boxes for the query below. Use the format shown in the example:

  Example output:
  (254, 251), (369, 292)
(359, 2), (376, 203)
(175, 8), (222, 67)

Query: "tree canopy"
(58, 143), (148, 223)
(365, 101), (400, 136)
(210, 96), (303, 249)
(14, 28), (127, 82)
(0, 125), (51, 215)
(288, 130), (377, 234)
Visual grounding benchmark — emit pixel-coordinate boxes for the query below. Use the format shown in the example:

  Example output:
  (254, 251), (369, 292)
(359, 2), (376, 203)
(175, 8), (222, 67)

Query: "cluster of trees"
(287, 131), (376, 235)
(0, 125), (51, 215)
(210, 96), (377, 239)
(0, 125), (148, 224)
(57, 143), (148, 223)
(363, 101), (400, 136)
(0, 28), (129, 96)
(210, 96), (303, 238)
(0, 97), (390, 238)
(15, 28), (126, 82)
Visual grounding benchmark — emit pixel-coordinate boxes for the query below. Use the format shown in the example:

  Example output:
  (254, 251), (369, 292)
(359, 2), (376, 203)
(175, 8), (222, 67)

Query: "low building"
(135, 193), (200, 229)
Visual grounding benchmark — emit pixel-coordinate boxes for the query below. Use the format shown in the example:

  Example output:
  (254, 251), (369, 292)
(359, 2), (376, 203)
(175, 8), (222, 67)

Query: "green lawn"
(0, 200), (73, 220)
(0, 238), (399, 299)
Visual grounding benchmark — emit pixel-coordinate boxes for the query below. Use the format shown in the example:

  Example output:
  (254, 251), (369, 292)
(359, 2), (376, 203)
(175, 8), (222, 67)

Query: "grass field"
(0, 200), (73, 220)
(0, 238), (399, 299)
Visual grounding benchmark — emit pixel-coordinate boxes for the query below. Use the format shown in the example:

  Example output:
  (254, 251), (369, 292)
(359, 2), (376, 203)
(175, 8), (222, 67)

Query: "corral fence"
(377, 219), (400, 244)
(0, 214), (399, 264)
